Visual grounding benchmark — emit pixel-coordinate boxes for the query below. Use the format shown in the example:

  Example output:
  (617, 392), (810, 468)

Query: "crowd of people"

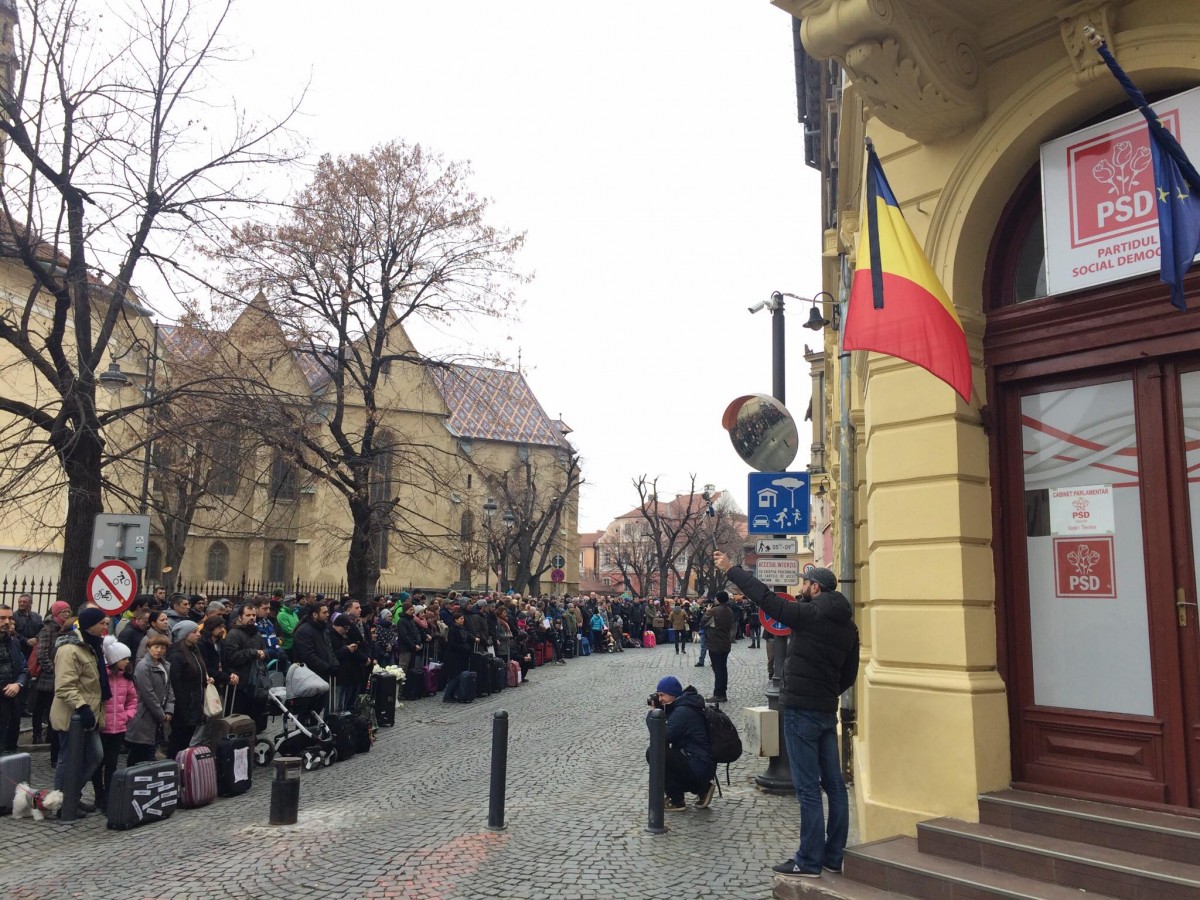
(0, 584), (769, 819)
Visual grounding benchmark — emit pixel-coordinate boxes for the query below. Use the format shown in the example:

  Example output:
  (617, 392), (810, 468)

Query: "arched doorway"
(986, 165), (1200, 810)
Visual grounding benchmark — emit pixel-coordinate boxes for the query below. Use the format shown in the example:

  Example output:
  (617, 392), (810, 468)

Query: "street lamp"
(483, 498), (497, 591)
(501, 510), (515, 592)
(99, 323), (160, 516)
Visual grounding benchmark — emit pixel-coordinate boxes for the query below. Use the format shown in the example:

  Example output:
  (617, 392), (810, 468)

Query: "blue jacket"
(652, 686), (715, 780)
(1, 633), (27, 689)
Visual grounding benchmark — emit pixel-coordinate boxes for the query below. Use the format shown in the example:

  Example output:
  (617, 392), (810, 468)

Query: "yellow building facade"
(781, 0), (1200, 839)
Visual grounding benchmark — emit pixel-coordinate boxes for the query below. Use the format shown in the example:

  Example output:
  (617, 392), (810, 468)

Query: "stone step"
(918, 817), (1200, 899)
(772, 871), (907, 900)
(979, 788), (1200, 866)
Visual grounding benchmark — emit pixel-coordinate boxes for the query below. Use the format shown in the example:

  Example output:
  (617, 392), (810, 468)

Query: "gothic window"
(206, 542), (229, 582)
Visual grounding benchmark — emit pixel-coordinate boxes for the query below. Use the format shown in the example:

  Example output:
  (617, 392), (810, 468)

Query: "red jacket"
(101, 668), (139, 735)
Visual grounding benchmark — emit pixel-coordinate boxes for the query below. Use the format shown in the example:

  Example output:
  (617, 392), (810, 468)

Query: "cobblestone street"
(0, 639), (858, 900)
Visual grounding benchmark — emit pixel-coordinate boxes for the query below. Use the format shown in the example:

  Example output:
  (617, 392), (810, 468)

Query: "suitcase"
(215, 737), (252, 796)
(507, 659), (521, 688)
(106, 760), (179, 830)
(562, 639), (575, 659)
(643, 630), (656, 648)
(221, 686), (257, 740)
(456, 670), (477, 703)
(489, 656), (506, 694)
(352, 714), (372, 753)
(174, 746), (217, 809)
(372, 673), (398, 727)
(532, 643), (544, 667)
(327, 679), (356, 761)
(544, 641), (555, 662)
(581, 636), (592, 656)
(0, 752), (31, 814)
(470, 652), (492, 696)
(423, 664), (438, 696)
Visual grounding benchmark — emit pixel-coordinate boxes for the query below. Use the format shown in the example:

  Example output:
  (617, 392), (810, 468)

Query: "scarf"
(81, 629), (112, 702)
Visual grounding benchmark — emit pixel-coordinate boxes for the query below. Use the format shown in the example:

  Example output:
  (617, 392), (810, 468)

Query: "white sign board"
(756, 538), (798, 555)
(90, 513), (152, 568)
(755, 558), (800, 585)
(1049, 484), (1115, 536)
(1041, 87), (1200, 296)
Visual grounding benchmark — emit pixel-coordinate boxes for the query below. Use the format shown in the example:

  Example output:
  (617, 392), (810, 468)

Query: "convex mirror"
(721, 394), (798, 472)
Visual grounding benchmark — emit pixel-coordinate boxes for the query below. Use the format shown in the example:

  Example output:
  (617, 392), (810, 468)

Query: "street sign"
(551, 554), (566, 569)
(755, 538), (798, 554)
(755, 558), (800, 584)
(86, 560), (138, 614)
(550, 568), (565, 583)
(747, 472), (810, 535)
(90, 513), (152, 568)
(760, 593), (794, 636)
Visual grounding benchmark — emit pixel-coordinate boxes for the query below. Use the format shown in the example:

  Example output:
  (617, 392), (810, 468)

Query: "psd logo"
(1066, 110), (1180, 248)
(1052, 536), (1116, 599)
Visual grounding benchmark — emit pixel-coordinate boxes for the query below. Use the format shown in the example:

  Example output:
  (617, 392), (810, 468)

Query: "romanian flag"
(845, 144), (972, 402)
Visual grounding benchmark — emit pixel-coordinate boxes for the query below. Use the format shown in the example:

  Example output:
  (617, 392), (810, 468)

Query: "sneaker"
(696, 782), (716, 809)
(706, 695), (728, 704)
(665, 797), (687, 812)
(77, 799), (96, 814)
(822, 864), (843, 874)
(771, 861), (821, 878)
(693, 662), (704, 667)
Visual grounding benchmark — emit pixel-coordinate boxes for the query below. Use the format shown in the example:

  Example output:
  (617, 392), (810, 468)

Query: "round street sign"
(760, 592), (795, 637)
(551, 554), (566, 569)
(550, 568), (565, 583)
(86, 560), (138, 615)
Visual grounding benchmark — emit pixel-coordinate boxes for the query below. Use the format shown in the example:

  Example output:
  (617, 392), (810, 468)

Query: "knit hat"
(655, 676), (683, 697)
(396, 591), (411, 603)
(103, 636), (131, 666)
(171, 619), (199, 643)
(78, 607), (105, 630)
(49, 601), (71, 619)
(805, 567), (838, 592)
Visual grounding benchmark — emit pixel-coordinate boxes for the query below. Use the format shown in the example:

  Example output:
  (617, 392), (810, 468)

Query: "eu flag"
(1088, 27), (1200, 309)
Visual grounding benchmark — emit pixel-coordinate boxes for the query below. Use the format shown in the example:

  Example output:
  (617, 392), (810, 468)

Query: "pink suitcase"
(643, 630), (656, 648)
(175, 746), (217, 809)
(507, 659), (521, 688)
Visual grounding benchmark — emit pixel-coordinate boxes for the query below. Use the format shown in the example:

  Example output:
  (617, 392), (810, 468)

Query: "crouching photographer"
(645, 675), (717, 811)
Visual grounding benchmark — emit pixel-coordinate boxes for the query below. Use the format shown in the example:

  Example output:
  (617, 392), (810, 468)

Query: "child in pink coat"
(93, 636), (138, 812)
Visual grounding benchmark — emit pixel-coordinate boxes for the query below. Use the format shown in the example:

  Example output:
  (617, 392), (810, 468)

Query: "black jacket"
(167, 643), (208, 729)
(222, 623), (263, 689)
(395, 615), (421, 654)
(293, 618), (337, 678)
(654, 686), (716, 780)
(443, 622), (472, 680)
(726, 566), (859, 713)
(702, 602), (735, 654)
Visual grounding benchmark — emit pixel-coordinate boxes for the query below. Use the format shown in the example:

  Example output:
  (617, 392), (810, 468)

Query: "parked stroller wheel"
(302, 749), (322, 771)
(254, 738), (275, 767)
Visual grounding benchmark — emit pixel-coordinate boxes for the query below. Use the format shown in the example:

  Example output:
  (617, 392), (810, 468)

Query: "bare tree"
(218, 140), (526, 599)
(603, 525), (656, 598)
(631, 475), (707, 598)
(0, 0), (298, 602)
(681, 492), (746, 598)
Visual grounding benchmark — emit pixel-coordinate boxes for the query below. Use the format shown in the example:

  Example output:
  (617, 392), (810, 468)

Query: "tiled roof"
(431, 364), (569, 449)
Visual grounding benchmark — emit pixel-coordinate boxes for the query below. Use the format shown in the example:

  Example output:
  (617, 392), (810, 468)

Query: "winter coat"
(33, 619), (61, 692)
(101, 669), (138, 735)
(13, 609), (41, 654)
(126, 654), (174, 745)
(223, 622), (264, 689)
(443, 621), (472, 680)
(0, 632), (27, 690)
(670, 608), (688, 631)
(292, 618), (337, 678)
(117, 621), (148, 658)
(276, 604), (299, 651)
(702, 602), (735, 654)
(653, 686), (716, 781)
(50, 628), (106, 732)
(590, 613), (604, 633)
(394, 615), (421, 654)
(726, 565), (859, 713)
(167, 642), (209, 730)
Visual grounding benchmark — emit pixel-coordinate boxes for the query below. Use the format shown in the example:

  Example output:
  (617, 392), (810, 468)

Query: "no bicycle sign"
(86, 560), (138, 615)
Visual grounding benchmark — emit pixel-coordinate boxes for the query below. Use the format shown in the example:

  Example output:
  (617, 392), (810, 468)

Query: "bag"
(581, 636), (592, 656)
(203, 683), (223, 718)
(352, 714), (372, 753)
(704, 705), (744, 764)
(175, 746), (217, 809)
(220, 686), (256, 739)
(642, 630), (656, 649)
(470, 652), (492, 696)
(26, 646), (39, 679)
(456, 670), (477, 703)
(106, 760), (179, 830)
(252, 661), (272, 703)
(422, 664), (438, 696)
(215, 737), (252, 796)
(489, 656), (506, 694)
(507, 659), (521, 688)
(372, 673), (397, 727)
(0, 753), (31, 814)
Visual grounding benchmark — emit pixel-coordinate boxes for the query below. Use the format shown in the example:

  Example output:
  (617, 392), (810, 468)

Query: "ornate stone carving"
(1058, 0), (1121, 81)
(790, 0), (986, 143)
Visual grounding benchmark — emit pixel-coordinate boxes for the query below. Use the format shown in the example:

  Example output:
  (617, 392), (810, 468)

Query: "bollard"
(487, 710), (509, 831)
(646, 708), (667, 834)
(58, 713), (85, 823)
(269, 757), (302, 825)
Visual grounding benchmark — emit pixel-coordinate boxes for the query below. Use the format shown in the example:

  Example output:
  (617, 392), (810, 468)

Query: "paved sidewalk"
(0, 637), (858, 899)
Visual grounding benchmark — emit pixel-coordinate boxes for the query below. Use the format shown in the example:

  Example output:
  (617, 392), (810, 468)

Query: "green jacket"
(276, 604), (299, 651)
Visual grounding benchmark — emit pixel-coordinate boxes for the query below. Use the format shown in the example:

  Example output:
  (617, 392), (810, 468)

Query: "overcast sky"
(227, 0), (823, 531)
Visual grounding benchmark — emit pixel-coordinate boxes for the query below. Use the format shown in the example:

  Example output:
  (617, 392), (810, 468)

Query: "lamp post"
(98, 322), (160, 515)
(482, 498), (497, 591)
(501, 510), (515, 592)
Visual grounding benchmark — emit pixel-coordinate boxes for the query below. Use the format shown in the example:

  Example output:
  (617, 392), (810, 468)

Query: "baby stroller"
(254, 664), (337, 771)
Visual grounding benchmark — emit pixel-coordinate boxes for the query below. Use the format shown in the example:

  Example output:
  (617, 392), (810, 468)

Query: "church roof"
(431, 364), (570, 449)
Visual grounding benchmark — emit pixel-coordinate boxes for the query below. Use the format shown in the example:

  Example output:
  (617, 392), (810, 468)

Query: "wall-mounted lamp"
(802, 292), (837, 331)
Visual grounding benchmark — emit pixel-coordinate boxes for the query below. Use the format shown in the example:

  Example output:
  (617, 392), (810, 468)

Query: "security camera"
(747, 301), (768, 314)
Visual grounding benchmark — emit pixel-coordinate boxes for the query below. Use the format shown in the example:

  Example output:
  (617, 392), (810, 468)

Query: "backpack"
(704, 705), (743, 764)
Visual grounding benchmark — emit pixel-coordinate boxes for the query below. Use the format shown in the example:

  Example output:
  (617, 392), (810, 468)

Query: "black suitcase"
(352, 714), (372, 753)
(106, 760), (178, 830)
(456, 670), (477, 703)
(327, 712), (356, 761)
(215, 736), (252, 796)
(372, 673), (397, 727)
(470, 652), (492, 697)
(0, 752), (31, 814)
(489, 656), (506, 694)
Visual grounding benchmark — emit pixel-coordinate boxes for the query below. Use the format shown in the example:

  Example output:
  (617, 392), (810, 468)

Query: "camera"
(647, 693), (662, 709)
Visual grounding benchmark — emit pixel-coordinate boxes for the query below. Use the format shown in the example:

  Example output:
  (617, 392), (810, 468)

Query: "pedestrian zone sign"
(747, 472), (810, 535)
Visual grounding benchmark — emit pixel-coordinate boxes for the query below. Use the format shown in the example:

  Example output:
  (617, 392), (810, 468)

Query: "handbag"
(26, 645), (40, 679)
(252, 661), (271, 703)
(202, 683), (223, 718)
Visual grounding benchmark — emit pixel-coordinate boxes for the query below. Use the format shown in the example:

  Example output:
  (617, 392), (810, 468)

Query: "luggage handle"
(223, 683), (238, 712)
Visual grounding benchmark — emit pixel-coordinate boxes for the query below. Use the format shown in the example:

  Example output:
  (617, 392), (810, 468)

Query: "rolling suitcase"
(544, 641), (555, 662)
(507, 659), (521, 688)
(489, 656), (506, 694)
(215, 736), (252, 796)
(327, 678), (356, 762)
(532, 643), (544, 667)
(456, 670), (477, 703)
(175, 746), (217, 809)
(470, 651), (492, 696)
(0, 752), (31, 814)
(372, 672), (398, 727)
(643, 630), (656, 648)
(106, 760), (178, 830)
(581, 636), (592, 656)
(423, 663), (439, 696)
(352, 714), (372, 753)
(221, 686), (256, 741)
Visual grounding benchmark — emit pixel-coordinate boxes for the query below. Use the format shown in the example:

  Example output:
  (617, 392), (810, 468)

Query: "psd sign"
(1041, 86), (1200, 295)
(1053, 537), (1116, 599)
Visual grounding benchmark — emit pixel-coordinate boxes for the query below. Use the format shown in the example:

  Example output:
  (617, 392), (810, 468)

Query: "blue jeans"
(697, 632), (707, 664)
(54, 725), (103, 796)
(782, 707), (849, 873)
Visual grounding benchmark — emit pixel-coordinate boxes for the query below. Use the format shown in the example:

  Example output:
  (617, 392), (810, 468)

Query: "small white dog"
(11, 784), (64, 821)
